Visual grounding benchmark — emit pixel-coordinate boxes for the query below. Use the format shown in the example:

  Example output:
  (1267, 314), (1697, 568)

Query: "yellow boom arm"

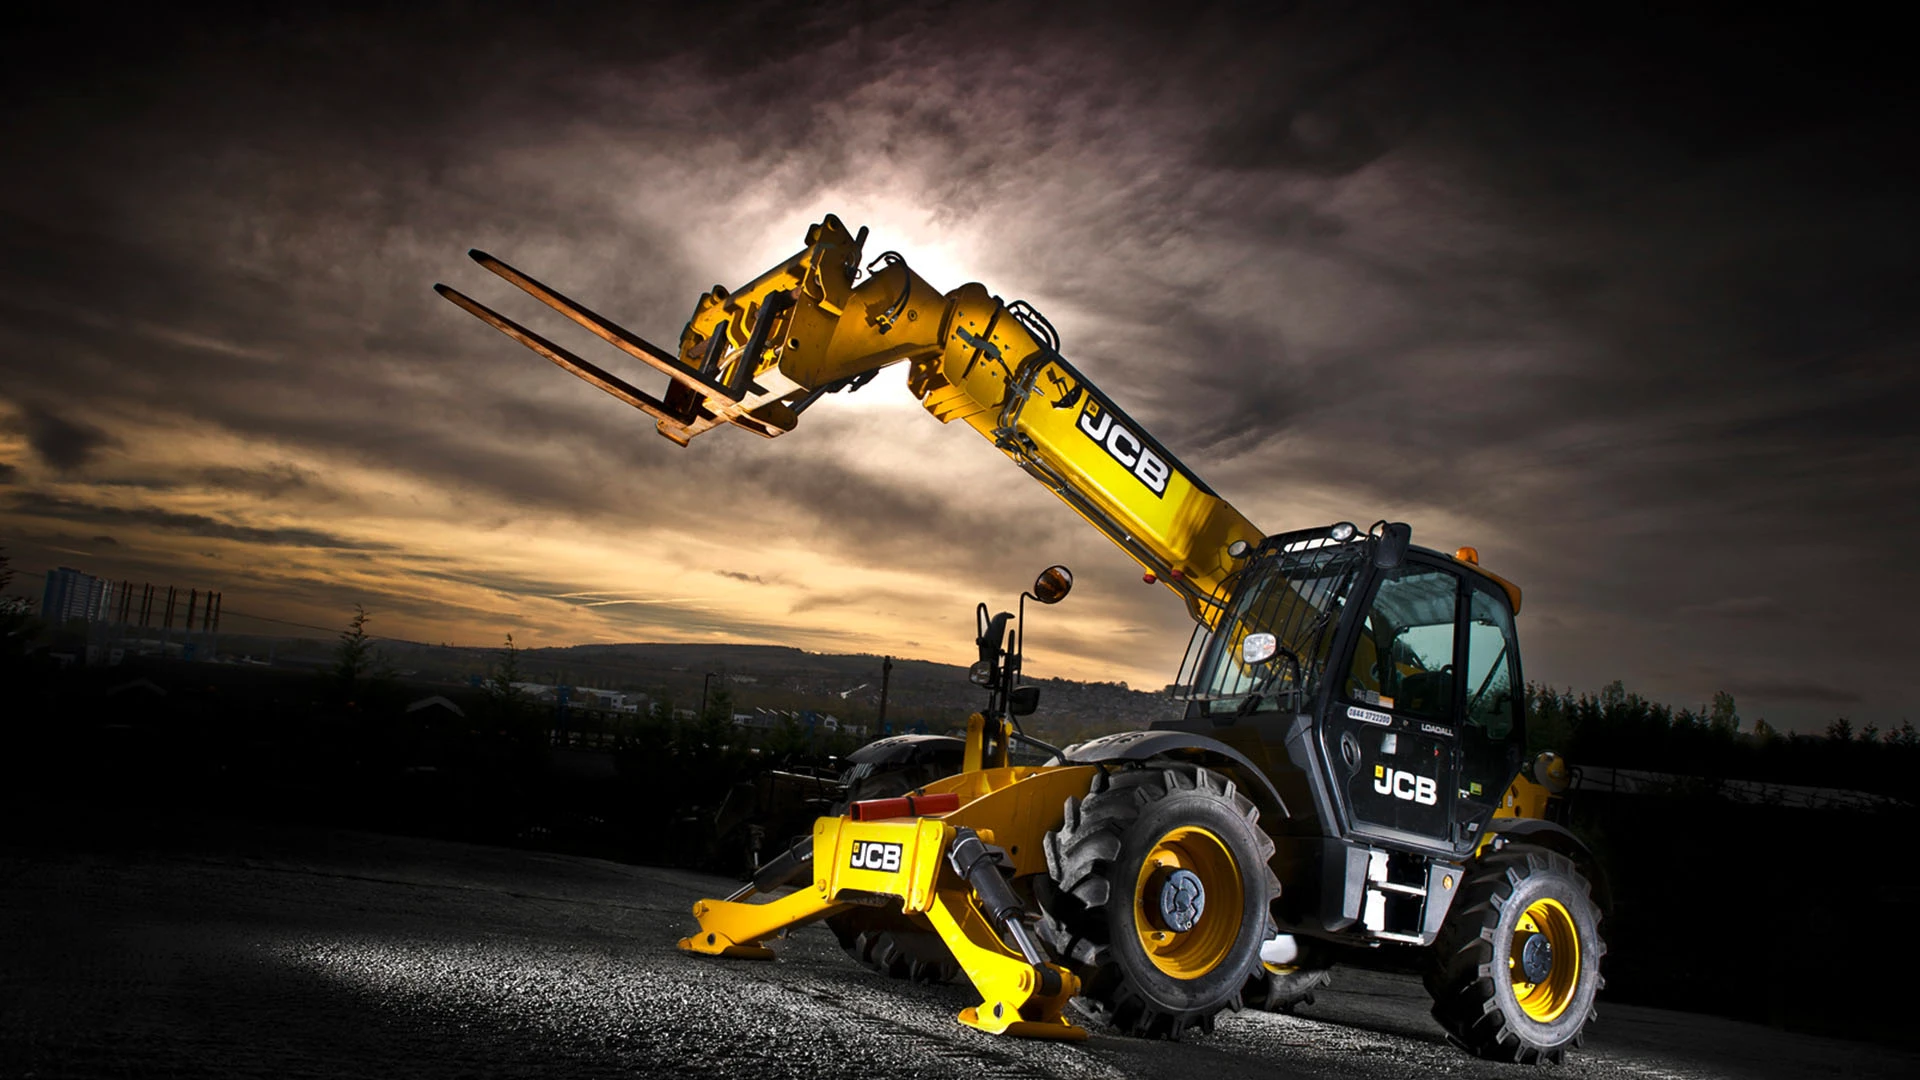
(437, 214), (1262, 621)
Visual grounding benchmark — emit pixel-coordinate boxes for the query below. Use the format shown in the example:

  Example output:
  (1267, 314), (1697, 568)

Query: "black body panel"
(1062, 729), (1290, 828)
(845, 734), (966, 767)
(1321, 703), (1455, 844)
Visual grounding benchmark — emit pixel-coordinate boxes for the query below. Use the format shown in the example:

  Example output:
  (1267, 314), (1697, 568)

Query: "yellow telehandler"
(437, 215), (1606, 1063)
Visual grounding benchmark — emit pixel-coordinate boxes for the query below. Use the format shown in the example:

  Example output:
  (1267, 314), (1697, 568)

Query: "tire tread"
(1040, 763), (1279, 1040)
(1423, 846), (1604, 1063)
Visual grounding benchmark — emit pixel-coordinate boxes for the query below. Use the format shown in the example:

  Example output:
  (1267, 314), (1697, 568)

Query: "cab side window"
(1460, 582), (1525, 809)
(1345, 565), (1458, 721)
(1463, 585), (1519, 739)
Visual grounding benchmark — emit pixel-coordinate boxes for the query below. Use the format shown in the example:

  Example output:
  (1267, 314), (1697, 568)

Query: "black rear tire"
(1239, 930), (1333, 1013)
(1425, 846), (1604, 1064)
(823, 764), (964, 986)
(1040, 763), (1278, 1039)
(825, 904), (962, 984)
(1243, 963), (1332, 1013)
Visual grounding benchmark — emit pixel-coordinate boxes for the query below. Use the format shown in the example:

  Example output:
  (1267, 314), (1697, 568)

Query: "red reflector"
(850, 792), (961, 821)
(1142, 572), (1157, 584)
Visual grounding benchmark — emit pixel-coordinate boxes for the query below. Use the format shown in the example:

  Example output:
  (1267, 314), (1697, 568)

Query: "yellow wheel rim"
(1509, 897), (1580, 1022)
(1132, 826), (1244, 978)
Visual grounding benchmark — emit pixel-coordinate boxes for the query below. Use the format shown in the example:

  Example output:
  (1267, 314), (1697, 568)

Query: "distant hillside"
(213, 634), (1180, 744)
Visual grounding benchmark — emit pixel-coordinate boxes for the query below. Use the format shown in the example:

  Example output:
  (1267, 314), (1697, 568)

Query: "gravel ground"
(1, 818), (1912, 1080)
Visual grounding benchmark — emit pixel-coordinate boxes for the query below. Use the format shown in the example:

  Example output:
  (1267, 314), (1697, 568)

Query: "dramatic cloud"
(1, 3), (1912, 731)
(16, 404), (115, 471)
(1725, 680), (1865, 707)
(5, 493), (394, 551)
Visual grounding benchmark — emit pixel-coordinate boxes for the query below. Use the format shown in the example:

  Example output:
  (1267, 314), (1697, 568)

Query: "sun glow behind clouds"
(0, 392), (1187, 682)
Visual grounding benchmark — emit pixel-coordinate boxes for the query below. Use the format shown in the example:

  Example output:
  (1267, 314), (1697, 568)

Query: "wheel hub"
(1157, 868), (1206, 932)
(1519, 932), (1553, 983)
(1508, 897), (1581, 1023)
(1133, 825), (1244, 978)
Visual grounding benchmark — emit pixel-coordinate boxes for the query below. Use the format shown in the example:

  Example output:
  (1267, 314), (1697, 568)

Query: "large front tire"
(1041, 764), (1278, 1039)
(1425, 847), (1605, 1064)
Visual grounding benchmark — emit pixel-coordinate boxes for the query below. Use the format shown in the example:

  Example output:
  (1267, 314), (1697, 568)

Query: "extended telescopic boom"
(437, 214), (1262, 622)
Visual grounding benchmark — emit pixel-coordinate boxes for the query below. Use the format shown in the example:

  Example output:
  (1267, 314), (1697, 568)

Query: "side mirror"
(1031, 564), (1073, 604)
(1372, 522), (1413, 568)
(1009, 685), (1041, 716)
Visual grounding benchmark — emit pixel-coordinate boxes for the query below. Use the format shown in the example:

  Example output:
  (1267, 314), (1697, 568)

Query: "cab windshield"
(1176, 537), (1368, 716)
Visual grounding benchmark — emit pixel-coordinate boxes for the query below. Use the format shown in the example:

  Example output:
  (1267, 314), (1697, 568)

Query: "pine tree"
(333, 604), (374, 688)
(486, 634), (540, 743)
(489, 634), (525, 706)
(1600, 679), (1627, 712)
(1709, 691), (1740, 734)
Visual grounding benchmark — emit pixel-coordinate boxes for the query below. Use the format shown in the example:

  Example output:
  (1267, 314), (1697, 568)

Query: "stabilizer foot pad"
(677, 934), (777, 961)
(957, 1007), (1087, 1041)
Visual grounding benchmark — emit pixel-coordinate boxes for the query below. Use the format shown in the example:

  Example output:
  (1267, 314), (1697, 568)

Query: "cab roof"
(1414, 544), (1523, 615)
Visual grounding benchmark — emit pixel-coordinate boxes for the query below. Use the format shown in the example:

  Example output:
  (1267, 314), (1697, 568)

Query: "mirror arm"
(1009, 727), (1068, 762)
(1012, 590), (1031, 723)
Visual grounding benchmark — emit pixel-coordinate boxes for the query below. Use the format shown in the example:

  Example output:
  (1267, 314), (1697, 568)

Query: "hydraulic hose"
(751, 833), (815, 894)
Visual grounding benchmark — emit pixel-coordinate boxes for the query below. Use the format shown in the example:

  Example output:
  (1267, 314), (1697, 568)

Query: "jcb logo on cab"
(849, 841), (902, 872)
(1374, 766), (1438, 807)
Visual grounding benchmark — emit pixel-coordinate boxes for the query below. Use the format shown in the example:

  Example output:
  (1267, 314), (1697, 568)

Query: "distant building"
(508, 683), (644, 713)
(42, 567), (112, 625)
(509, 682), (560, 701)
(800, 710), (852, 735)
(572, 687), (645, 713)
(731, 708), (861, 737)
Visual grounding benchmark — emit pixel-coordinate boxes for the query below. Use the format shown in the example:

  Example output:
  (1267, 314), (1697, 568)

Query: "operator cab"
(1159, 522), (1527, 860)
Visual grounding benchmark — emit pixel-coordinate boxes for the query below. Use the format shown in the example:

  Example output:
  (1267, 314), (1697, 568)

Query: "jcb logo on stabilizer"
(849, 841), (902, 872)
(1374, 766), (1438, 806)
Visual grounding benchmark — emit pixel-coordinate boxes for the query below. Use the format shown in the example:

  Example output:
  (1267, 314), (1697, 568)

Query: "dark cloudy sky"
(2, 2), (1914, 732)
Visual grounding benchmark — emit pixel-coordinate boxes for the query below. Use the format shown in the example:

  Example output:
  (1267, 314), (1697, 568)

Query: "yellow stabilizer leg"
(925, 887), (1085, 1040)
(676, 886), (842, 959)
(676, 813), (1084, 1040)
(678, 817), (942, 960)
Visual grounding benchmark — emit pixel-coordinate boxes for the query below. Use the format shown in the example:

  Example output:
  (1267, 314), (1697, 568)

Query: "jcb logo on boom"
(848, 841), (902, 872)
(1374, 766), (1438, 807)
(1077, 399), (1171, 498)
